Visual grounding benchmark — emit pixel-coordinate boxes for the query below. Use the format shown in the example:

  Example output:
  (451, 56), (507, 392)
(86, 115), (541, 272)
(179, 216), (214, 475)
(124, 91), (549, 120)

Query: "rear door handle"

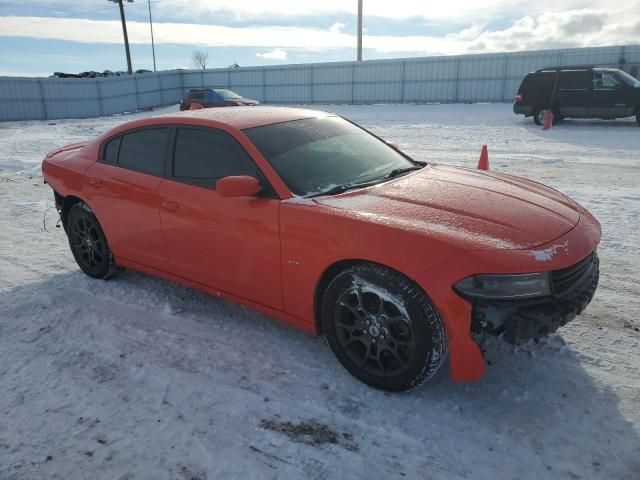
(161, 200), (179, 212)
(88, 178), (102, 188)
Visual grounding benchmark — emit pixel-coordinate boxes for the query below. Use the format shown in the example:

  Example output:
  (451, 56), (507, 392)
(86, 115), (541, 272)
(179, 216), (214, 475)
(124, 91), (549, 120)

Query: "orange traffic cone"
(477, 145), (489, 170)
(189, 102), (204, 110)
(543, 109), (553, 130)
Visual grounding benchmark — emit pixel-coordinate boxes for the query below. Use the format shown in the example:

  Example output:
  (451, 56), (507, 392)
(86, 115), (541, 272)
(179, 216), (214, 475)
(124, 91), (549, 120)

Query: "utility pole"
(357, 0), (363, 61)
(109, 0), (133, 74)
(147, 0), (157, 71)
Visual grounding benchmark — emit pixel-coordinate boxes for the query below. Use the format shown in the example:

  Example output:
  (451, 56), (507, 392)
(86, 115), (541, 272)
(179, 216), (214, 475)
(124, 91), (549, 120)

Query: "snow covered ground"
(0, 103), (639, 479)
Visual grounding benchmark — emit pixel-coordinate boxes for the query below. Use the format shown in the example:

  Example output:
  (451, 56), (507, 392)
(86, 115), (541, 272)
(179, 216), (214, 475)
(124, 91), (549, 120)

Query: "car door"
(590, 70), (634, 118)
(188, 90), (205, 108)
(157, 125), (283, 310)
(555, 70), (591, 117)
(85, 126), (170, 270)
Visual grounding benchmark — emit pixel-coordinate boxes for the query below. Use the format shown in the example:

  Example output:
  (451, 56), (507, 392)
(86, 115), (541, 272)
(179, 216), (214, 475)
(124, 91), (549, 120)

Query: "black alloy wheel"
(66, 202), (119, 279)
(322, 263), (447, 392)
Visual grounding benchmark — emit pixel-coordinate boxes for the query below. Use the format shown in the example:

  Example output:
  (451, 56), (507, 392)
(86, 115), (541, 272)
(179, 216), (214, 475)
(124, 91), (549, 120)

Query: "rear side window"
(172, 127), (260, 188)
(117, 128), (168, 176)
(103, 136), (121, 164)
(188, 91), (204, 100)
(558, 71), (590, 90)
(521, 72), (555, 92)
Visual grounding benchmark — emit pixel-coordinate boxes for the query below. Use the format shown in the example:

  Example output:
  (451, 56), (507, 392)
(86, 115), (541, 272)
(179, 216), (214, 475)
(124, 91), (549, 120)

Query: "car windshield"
(215, 89), (242, 99)
(243, 116), (420, 197)
(615, 70), (640, 87)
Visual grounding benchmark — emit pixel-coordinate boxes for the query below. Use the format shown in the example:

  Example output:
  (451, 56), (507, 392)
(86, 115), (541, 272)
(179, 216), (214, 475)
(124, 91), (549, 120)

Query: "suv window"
(558, 70), (591, 91)
(188, 90), (205, 100)
(593, 71), (622, 90)
(172, 127), (260, 188)
(117, 128), (168, 176)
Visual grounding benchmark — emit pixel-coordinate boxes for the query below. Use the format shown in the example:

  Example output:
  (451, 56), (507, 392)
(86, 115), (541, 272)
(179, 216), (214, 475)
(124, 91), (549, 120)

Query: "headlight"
(454, 272), (551, 300)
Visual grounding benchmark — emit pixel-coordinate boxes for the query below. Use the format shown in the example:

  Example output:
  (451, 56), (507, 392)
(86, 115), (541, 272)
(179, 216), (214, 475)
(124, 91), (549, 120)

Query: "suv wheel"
(321, 263), (447, 392)
(533, 108), (559, 126)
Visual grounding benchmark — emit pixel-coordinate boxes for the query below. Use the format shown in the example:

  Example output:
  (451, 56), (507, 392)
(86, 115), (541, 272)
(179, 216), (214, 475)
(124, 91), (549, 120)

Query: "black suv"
(514, 66), (640, 126)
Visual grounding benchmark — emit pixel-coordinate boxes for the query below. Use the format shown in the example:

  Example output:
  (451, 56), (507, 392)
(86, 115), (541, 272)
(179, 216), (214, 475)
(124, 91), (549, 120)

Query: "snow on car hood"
(314, 164), (580, 250)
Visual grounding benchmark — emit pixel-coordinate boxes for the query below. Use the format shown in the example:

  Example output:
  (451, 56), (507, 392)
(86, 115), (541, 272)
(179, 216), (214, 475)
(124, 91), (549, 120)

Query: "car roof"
(187, 87), (231, 91)
(534, 65), (621, 73)
(159, 106), (333, 130)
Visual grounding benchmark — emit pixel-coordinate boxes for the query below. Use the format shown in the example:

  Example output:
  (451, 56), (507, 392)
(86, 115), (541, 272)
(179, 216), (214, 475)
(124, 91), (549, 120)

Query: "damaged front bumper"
(470, 252), (599, 344)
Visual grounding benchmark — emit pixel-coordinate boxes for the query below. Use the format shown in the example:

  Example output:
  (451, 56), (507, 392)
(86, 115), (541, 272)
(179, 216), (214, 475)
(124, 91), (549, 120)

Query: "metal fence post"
(38, 79), (48, 120)
(134, 75), (140, 110)
(262, 68), (267, 103)
(400, 61), (406, 103)
(96, 79), (104, 117)
(500, 54), (509, 102)
(454, 57), (460, 103)
(158, 73), (164, 106)
(201, 70), (205, 87)
(227, 69), (231, 89)
(351, 63), (356, 105)
(310, 65), (314, 104)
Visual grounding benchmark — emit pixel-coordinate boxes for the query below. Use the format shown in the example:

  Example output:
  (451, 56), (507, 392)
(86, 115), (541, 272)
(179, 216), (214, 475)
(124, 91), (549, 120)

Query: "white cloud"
(0, 6), (637, 57)
(465, 9), (638, 53)
(329, 22), (346, 34)
(256, 48), (288, 60)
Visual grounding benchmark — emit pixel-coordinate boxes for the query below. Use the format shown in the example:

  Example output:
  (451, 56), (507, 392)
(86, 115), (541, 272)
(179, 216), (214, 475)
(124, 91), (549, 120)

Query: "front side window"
(172, 127), (260, 188)
(244, 116), (417, 196)
(215, 89), (241, 100)
(204, 90), (222, 103)
(117, 128), (168, 176)
(593, 71), (622, 90)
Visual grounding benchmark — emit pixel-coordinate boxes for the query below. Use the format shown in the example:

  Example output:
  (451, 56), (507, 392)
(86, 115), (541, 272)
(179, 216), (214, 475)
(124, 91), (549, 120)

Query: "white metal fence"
(1, 44), (638, 122)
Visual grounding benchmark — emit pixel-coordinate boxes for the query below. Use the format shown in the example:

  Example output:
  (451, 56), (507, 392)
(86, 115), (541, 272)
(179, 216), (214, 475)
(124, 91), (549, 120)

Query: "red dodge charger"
(42, 106), (600, 391)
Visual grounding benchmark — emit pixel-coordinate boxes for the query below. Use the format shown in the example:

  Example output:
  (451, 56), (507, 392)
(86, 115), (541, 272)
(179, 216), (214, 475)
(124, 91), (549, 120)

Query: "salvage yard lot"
(0, 103), (638, 479)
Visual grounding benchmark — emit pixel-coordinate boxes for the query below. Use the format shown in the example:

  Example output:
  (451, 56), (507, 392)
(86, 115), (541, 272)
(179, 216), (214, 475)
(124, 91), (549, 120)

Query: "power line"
(0, 0), (175, 34)
(0, 5), (118, 32)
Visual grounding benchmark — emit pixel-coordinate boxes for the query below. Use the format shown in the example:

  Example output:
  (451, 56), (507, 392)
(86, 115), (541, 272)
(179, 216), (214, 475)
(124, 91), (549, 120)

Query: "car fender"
(279, 199), (466, 329)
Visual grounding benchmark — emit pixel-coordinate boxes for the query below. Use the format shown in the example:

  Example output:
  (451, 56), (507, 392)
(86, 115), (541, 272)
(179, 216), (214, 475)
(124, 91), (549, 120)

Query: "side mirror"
(216, 176), (262, 198)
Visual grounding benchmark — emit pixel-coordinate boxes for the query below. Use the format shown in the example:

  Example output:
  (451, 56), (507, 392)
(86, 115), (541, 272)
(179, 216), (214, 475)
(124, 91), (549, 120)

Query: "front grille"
(552, 252), (598, 297)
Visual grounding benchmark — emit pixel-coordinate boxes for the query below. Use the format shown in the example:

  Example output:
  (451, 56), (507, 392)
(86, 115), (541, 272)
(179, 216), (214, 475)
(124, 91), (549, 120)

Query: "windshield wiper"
(383, 163), (426, 179)
(308, 180), (380, 198)
(308, 163), (427, 198)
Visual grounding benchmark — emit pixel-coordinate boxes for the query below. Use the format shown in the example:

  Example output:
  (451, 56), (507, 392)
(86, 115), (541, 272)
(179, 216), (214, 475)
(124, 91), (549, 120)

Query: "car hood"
(313, 164), (580, 250)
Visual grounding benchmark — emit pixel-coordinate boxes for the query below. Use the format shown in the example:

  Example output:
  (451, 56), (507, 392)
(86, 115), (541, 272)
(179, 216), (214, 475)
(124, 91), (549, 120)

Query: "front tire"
(321, 263), (447, 392)
(66, 202), (119, 279)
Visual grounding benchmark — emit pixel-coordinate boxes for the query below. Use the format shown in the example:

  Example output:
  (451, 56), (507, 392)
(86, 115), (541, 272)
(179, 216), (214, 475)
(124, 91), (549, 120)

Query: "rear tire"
(66, 202), (119, 279)
(321, 263), (447, 392)
(533, 108), (559, 126)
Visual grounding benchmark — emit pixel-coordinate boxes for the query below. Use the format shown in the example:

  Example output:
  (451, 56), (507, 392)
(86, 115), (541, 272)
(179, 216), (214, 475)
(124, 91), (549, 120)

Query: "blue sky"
(0, 0), (636, 76)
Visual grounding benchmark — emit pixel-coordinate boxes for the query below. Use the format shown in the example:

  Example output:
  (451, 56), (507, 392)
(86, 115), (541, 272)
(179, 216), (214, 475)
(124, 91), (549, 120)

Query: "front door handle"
(88, 178), (102, 188)
(161, 200), (179, 212)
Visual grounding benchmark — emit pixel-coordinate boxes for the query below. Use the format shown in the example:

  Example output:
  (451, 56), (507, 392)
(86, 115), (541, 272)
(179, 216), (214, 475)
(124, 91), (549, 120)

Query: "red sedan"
(42, 107), (600, 391)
